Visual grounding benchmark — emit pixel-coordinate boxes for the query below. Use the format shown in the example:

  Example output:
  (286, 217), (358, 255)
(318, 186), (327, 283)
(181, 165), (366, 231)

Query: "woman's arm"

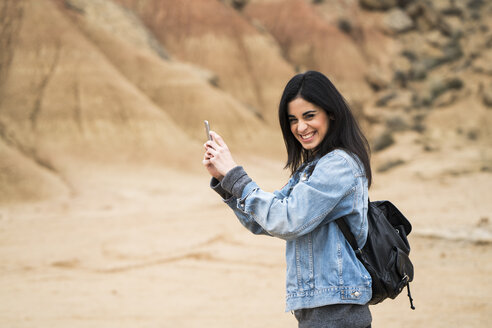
(204, 132), (270, 236)
(203, 133), (358, 240)
(221, 153), (358, 240)
(209, 177), (271, 236)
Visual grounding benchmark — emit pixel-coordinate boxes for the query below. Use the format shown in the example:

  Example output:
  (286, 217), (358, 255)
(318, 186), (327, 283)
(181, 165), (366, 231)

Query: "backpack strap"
(335, 217), (360, 254)
(335, 197), (371, 253)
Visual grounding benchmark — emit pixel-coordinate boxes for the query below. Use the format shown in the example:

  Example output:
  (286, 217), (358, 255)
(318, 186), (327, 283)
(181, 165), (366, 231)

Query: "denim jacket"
(211, 149), (372, 312)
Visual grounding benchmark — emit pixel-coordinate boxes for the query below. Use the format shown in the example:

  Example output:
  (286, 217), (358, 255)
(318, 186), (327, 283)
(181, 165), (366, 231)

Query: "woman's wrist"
(219, 162), (237, 178)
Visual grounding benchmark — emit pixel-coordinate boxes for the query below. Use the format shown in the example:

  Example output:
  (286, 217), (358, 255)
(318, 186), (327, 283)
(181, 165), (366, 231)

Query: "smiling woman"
(287, 98), (330, 151)
(278, 71), (372, 183)
(203, 71), (373, 328)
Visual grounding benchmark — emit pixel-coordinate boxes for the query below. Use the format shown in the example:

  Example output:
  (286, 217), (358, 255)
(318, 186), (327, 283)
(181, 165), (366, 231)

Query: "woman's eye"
(289, 119), (297, 124)
(305, 114), (315, 119)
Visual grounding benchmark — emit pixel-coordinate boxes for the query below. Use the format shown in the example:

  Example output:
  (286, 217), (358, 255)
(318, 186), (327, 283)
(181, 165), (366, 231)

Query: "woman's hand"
(202, 131), (237, 180)
(203, 148), (223, 181)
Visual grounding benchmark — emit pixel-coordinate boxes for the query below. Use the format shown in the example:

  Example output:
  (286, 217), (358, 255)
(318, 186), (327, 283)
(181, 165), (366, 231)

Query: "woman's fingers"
(206, 147), (217, 156)
(210, 131), (227, 148)
(205, 139), (220, 152)
(204, 145), (215, 160)
(203, 131), (233, 180)
(205, 138), (224, 159)
(204, 140), (220, 163)
(203, 131), (236, 177)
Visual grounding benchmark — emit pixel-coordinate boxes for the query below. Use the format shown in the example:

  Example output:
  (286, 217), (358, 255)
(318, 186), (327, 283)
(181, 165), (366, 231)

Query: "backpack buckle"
(401, 274), (410, 285)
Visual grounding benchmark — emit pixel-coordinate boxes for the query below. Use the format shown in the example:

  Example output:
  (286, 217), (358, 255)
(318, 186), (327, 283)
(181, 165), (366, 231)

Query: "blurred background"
(0, 0), (491, 327)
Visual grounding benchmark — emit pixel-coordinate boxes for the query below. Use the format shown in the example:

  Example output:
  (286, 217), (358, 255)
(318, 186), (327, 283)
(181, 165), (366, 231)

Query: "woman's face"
(287, 97), (330, 151)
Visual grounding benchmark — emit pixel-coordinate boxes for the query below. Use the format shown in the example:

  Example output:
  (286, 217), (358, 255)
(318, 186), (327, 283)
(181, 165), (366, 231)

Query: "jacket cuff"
(221, 166), (252, 199)
(210, 177), (233, 200)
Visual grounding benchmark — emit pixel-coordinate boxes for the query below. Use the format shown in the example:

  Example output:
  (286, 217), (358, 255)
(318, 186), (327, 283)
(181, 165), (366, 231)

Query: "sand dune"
(114, 0), (296, 125)
(64, 2), (283, 150)
(0, 0), (201, 201)
(0, 0), (286, 203)
(245, 0), (373, 103)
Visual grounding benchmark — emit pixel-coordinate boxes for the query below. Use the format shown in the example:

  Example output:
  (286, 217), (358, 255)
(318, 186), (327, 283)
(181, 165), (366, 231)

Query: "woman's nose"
(297, 120), (307, 132)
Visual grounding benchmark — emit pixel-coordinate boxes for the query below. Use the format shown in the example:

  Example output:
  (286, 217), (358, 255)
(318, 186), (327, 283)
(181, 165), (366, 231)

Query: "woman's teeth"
(300, 132), (315, 140)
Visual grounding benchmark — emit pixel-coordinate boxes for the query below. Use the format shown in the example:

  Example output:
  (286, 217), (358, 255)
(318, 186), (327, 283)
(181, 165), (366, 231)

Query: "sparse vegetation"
(372, 130), (395, 152)
(377, 158), (406, 172)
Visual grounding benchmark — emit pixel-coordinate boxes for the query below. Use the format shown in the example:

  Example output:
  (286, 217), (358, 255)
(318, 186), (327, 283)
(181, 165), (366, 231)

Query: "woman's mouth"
(299, 131), (316, 142)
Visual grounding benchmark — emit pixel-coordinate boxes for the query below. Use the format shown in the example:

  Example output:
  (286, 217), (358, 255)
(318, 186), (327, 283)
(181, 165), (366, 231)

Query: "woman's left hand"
(203, 131), (237, 179)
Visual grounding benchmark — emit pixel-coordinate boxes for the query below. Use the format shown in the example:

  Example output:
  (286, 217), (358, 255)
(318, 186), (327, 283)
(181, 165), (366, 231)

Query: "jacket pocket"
(295, 233), (315, 291)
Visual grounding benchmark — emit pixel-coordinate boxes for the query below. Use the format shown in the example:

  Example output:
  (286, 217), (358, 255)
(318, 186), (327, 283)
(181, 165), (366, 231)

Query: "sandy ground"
(1, 156), (491, 327)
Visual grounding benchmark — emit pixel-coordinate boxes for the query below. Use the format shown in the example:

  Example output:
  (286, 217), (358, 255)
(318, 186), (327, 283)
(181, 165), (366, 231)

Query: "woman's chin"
(301, 143), (317, 151)
(299, 139), (320, 150)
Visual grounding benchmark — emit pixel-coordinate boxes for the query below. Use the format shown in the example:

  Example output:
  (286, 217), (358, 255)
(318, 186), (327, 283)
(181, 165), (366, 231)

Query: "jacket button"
(353, 291), (361, 297)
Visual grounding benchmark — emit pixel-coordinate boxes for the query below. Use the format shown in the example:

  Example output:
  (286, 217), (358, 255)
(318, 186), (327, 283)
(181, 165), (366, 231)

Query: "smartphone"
(204, 120), (212, 141)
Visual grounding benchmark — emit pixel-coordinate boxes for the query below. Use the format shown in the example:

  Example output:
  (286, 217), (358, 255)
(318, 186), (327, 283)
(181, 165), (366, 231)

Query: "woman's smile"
(299, 131), (316, 141)
(288, 97), (329, 150)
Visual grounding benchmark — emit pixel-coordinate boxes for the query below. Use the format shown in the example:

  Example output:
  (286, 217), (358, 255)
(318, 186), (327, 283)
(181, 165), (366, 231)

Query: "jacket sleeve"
(227, 154), (357, 240)
(210, 177), (272, 236)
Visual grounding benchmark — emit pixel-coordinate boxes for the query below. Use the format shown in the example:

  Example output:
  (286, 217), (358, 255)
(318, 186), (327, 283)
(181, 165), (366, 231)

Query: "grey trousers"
(294, 303), (372, 328)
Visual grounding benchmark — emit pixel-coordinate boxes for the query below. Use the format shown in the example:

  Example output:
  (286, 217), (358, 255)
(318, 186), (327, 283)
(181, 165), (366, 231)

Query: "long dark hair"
(278, 70), (372, 187)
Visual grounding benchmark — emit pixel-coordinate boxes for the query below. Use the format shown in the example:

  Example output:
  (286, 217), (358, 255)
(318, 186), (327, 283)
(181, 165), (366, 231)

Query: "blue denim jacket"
(211, 149), (372, 312)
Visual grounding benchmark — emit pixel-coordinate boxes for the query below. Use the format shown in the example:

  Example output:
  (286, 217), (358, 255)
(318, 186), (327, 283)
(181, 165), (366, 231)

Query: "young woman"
(203, 71), (373, 328)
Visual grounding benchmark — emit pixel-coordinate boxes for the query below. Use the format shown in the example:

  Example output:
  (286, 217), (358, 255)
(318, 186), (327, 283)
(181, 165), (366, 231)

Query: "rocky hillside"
(0, 0), (491, 203)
